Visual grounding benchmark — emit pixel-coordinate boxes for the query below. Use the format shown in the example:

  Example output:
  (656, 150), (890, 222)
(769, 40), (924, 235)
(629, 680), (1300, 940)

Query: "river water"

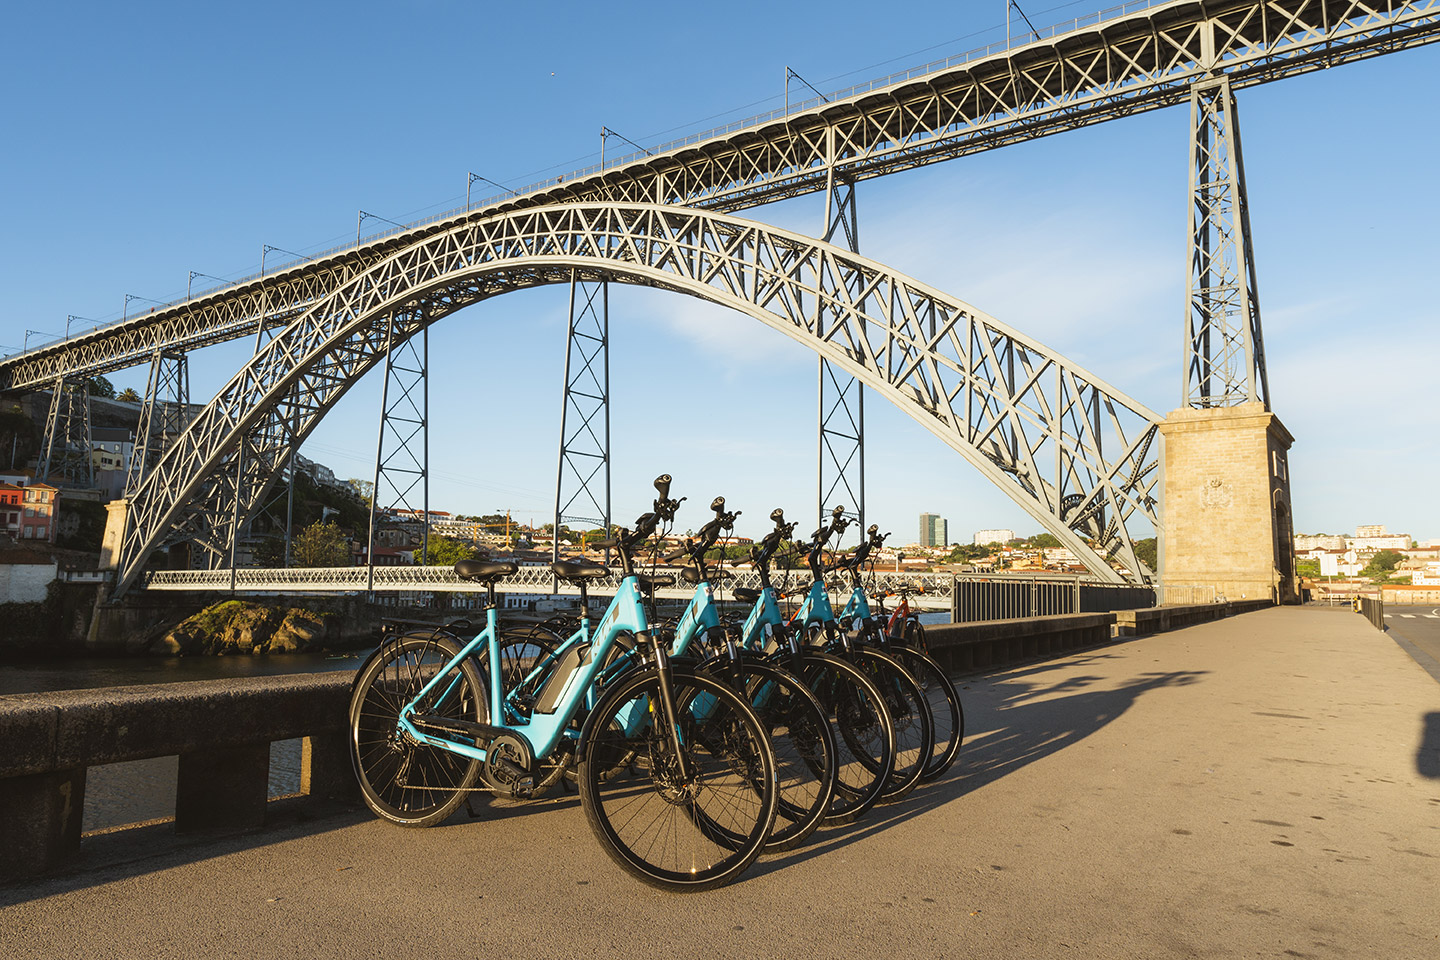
(0, 652), (367, 834)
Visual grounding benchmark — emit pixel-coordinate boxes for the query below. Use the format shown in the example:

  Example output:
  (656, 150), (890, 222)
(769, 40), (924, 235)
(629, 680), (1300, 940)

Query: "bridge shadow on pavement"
(753, 662), (1209, 875)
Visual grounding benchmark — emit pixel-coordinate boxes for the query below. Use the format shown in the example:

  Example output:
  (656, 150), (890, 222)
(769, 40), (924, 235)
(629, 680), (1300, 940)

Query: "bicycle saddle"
(453, 560), (519, 582)
(732, 587), (761, 604)
(551, 559), (610, 581)
(637, 573), (676, 590)
(680, 567), (735, 585)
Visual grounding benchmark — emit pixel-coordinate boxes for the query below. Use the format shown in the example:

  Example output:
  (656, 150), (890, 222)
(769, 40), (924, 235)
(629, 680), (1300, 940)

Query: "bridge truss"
(4, 1), (1435, 393)
(2, 0), (1434, 598)
(108, 204), (1162, 596)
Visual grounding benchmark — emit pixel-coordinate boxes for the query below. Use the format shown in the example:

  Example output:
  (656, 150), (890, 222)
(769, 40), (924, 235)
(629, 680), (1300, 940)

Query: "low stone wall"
(1114, 599), (1273, 637)
(925, 613), (1117, 673)
(0, 672), (354, 881)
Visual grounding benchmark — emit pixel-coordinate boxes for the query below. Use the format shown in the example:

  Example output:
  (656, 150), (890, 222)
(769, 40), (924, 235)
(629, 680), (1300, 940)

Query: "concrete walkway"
(3, 607), (1438, 959)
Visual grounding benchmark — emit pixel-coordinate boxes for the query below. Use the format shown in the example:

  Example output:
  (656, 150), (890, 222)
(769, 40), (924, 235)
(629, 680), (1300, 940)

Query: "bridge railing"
(139, 565), (1166, 616)
(951, 575), (1156, 623)
(139, 565), (957, 610)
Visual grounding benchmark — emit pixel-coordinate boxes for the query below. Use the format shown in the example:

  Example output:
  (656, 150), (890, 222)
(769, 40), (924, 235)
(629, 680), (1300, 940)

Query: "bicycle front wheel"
(578, 667), (778, 891)
(349, 632), (485, 827)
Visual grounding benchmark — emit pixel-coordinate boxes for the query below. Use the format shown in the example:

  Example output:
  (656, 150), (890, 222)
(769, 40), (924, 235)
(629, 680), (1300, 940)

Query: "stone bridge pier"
(1159, 403), (1297, 604)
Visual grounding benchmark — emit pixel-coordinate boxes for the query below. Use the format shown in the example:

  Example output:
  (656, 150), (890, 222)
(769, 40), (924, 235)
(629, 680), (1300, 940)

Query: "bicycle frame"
(396, 576), (652, 764)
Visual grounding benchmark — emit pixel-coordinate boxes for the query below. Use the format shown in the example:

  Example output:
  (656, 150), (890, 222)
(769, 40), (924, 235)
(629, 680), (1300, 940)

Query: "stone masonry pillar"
(98, 498), (128, 570)
(1159, 402), (1297, 604)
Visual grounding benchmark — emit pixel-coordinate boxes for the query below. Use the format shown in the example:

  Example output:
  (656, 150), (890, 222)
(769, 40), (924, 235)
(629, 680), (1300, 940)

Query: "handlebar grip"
(591, 538), (619, 550)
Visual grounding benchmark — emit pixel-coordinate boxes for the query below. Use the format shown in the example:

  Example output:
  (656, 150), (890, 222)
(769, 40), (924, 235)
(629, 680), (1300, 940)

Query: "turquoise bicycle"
(348, 475), (779, 891)
(647, 496), (839, 851)
(787, 506), (932, 802)
(833, 524), (964, 782)
(726, 507), (898, 824)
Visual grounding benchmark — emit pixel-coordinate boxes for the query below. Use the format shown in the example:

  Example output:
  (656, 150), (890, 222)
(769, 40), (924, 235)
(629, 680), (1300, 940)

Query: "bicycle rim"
(579, 668), (777, 891)
(349, 633), (484, 826)
(795, 652), (895, 825)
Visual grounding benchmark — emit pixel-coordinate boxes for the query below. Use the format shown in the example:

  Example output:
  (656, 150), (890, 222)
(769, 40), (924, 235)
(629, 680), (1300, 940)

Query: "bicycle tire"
(890, 644), (964, 781)
(701, 656), (838, 851)
(349, 632), (485, 827)
(578, 666), (778, 891)
(847, 647), (932, 803)
(790, 650), (895, 825)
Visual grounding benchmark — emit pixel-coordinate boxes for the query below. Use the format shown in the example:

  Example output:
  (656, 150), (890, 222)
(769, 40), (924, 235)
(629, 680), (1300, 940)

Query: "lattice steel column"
(1183, 76), (1269, 409)
(39, 378), (95, 487)
(818, 169), (864, 533)
(553, 271), (611, 562)
(126, 350), (190, 494)
(366, 320), (428, 588)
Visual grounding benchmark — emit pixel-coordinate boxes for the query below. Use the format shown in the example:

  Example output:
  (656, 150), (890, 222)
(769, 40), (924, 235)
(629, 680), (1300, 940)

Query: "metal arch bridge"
(0, 0), (1435, 597)
(107, 203), (1161, 596)
(3, 0), (1435, 389)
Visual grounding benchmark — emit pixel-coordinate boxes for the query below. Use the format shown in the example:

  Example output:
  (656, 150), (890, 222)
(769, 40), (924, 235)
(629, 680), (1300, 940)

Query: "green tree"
(1360, 549), (1405, 583)
(347, 478), (374, 508)
(1029, 533), (1062, 549)
(292, 521), (352, 567)
(1133, 537), (1158, 571)
(116, 387), (142, 403)
(422, 535), (479, 566)
(86, 375), (115, 399)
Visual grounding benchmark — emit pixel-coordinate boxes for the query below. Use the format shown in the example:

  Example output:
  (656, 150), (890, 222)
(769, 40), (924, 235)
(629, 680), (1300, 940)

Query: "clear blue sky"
(3, 1), (1437, 545)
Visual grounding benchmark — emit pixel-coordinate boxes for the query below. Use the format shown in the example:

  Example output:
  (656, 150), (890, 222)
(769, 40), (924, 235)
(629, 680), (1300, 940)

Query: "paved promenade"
(3, 606), (1437, 959)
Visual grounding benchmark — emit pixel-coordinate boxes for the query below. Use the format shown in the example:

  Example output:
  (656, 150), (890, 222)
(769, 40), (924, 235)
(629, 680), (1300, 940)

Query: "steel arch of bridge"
(112, 203), (1161, 596)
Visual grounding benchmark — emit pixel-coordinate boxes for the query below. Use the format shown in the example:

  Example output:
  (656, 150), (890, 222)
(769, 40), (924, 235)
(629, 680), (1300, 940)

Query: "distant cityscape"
(2, 392), (1434, 609)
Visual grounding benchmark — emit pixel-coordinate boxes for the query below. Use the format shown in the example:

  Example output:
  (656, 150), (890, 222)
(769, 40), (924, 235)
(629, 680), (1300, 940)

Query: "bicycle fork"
(646, 633), (698, 783)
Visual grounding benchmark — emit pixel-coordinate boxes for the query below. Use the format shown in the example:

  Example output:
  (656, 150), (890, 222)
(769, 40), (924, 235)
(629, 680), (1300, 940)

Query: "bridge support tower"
(553, 270), (611, 561)
(38, 378), (94, 487)
(818, 170), (864, 534)
(1161, 77), (1296, 604)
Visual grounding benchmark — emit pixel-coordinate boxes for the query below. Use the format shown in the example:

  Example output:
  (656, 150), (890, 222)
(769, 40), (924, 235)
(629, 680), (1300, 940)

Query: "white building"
(1294, 533), (1346, 551)
(973, 528), (1015, 546)
(0, 546), (57, 603)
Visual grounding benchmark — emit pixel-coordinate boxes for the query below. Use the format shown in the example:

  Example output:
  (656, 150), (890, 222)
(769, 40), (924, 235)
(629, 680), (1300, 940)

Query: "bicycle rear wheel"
(349, 633), (484, 827)
(793, 651), (895, 825)
(703, 656), (838, 852)
(891, 644), (964, 781)
(849, 648), (932, 803)
(579, 667), (777, 891)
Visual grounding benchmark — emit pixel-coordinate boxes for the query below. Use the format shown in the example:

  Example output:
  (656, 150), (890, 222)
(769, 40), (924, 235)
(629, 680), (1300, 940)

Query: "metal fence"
(1358, 594), (1385, 632)
(950, 575), (1155, 623)
(1157, 583), (1219, 606)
